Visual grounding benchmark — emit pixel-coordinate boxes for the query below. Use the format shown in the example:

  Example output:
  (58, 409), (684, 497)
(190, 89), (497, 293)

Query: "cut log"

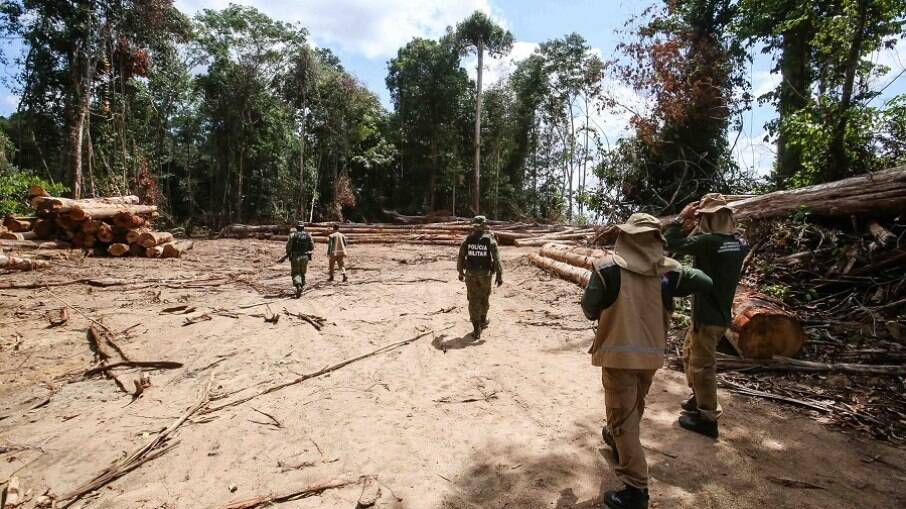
(2, 216), (31, 232)
(97, 222), (114, 243)
(126, 226), (151, 243)
(31, 195), (140, 212)
(0, 254), (50, 271)
(0, 239), (71, 250)
(0, 231), (37, 241)
(162, 240), (194, 258)
(145, 245), (165, 258)
(539, 243), (609, 271)
(728, 290), (806, 359)
(868, 220), (897, 247)
(729, 165), (906, 220)
(108, 243), (130, 257)
(113, 211), (150, 229)
(138, 231), (174, 248)
(129, 243), (146, 257)
(32, 217), (55, 239)
(67, 203), (156, 222)
(529, 253), (592, 287)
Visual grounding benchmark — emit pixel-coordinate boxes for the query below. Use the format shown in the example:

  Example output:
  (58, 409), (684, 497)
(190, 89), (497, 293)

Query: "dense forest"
(0, 0), (904, 227)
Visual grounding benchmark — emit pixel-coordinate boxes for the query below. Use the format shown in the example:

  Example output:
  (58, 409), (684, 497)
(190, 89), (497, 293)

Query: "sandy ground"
(1, 239), (905, 509)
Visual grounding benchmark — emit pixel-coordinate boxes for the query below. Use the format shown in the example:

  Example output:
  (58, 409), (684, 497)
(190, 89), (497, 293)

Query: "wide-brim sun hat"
(695, 193), (733, 215)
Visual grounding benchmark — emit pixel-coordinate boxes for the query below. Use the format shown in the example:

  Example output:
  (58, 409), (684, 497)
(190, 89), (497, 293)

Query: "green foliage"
(0, 169), (67, 216)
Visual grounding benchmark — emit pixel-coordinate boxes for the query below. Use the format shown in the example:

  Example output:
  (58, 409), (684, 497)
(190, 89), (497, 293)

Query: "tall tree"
(2, 0), (188, 198)
(451, 11), (513, 215)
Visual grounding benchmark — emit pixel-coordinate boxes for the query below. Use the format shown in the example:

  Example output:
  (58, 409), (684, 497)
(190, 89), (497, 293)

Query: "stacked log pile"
(0, 191), (192, 270)
(219, 221), (595, 246)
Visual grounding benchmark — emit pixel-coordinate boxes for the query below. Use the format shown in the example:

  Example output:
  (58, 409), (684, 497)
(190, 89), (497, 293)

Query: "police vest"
(464, 234), (493, 270)
(290, 231), (312, 256)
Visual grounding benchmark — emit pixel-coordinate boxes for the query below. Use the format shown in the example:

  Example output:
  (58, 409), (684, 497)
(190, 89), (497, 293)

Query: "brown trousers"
(682, 324), (726, 421)
(602, 367), (656, 489)
(329, 254), (346, 279)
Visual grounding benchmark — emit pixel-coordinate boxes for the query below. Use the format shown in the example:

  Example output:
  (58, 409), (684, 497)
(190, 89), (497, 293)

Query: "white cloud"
(464, 41), (538, 85)
(1, 94), (19, 113)
(731, 130), (775, 178)
(176, 0), (496, 59)
(752, 70), (781, 98)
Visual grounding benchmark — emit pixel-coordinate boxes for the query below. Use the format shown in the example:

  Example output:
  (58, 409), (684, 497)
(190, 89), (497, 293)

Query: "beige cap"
(696, 193), (733, 215)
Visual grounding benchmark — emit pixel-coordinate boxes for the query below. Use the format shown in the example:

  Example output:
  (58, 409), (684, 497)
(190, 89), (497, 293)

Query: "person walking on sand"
(664, 193), (747, 439)
(279, 221), (314, 298)
(457, 215), (503, 340)
(582, 213), (712, 509)
(327, 223), (348, 282)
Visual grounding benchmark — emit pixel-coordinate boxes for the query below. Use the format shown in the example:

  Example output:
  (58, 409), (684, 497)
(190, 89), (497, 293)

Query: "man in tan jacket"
(327, 223), (348, 282)
(582, 213), (712, 509)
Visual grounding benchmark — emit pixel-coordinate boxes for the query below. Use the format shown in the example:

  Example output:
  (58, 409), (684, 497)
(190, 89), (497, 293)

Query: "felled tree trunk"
(728, 290), (806, 359)
(529, 253), (591, 287)
(107, 243), (130, 257)
(0, 254), (50, 271)
(539, 243), (609, 271)
(730, 165), (906, 220)
(1, 231), (37, 241)
(138, 231), (174, 248)
(32, 195), (140, 212)
(113, 211), (150, 229)
(68, 204), (157, 221)
(3, 216), (32, 232)
(162, 240), (194, 258)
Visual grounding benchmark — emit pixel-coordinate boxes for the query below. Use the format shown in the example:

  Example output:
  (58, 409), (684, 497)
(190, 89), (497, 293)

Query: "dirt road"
(1, 240), (904, 508)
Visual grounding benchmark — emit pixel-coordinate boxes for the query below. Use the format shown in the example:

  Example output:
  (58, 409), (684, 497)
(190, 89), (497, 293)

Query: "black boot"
(328, 275), (334, 282)
(681, 394), (698, 413)
(342, 273), (348, 282)
(603, 485), (648, 509)
(678, 412), (719, 439)
(480, 316), (490, 329)
(472, 321), (482, 340)
(601, 427), (620, 463)
(294, 284), (303, 299)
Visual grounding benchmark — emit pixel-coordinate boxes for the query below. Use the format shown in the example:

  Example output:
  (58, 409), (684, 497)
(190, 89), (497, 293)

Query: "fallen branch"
(203, 326), (453, 414)
(210, 479), (358, 509)
(58, 374), (215, 506)
(718, 353), (906, 376)
(83, 361), (184, 377)
(0, 254), (49, 271)
(282, 308), (327, 330)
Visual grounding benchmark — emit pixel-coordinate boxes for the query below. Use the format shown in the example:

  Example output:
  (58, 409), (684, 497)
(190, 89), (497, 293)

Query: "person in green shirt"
(581, 213), (712, 509)
(457, 216), (503, 340)
(279, 221), (314, 298)
(663, 193), (748, 438)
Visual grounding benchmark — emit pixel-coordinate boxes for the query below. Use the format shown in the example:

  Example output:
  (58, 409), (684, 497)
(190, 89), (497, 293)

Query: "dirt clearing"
(1, 240), (904, 508)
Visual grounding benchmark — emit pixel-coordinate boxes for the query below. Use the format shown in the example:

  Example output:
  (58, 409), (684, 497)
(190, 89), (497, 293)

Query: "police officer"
(279, 221), (314, 298)
(664, 193), (747, 438)
(456, 216), (503, 339)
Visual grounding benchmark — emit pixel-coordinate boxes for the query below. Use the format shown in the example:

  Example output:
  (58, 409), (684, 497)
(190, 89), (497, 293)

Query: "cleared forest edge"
(0, 240), (903, 509)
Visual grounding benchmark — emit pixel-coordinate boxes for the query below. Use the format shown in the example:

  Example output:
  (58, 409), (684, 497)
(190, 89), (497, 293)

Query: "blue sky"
(2, 0), (905, 177)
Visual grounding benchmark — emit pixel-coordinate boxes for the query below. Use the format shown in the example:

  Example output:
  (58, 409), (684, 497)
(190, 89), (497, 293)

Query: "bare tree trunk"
(236, 146), (244, 223)
(473, 41), (484, 215)
(298, 97), (306, 218)
(827, 0), (867, 182)
(68, 85), (90, 199)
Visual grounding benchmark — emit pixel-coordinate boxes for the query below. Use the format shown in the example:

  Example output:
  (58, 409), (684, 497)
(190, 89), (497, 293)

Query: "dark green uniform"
(663, 223), (747, 326)
(457, 230), (502, 331)
(664, 221), (747, 422)
(286, 230), (314, 292)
